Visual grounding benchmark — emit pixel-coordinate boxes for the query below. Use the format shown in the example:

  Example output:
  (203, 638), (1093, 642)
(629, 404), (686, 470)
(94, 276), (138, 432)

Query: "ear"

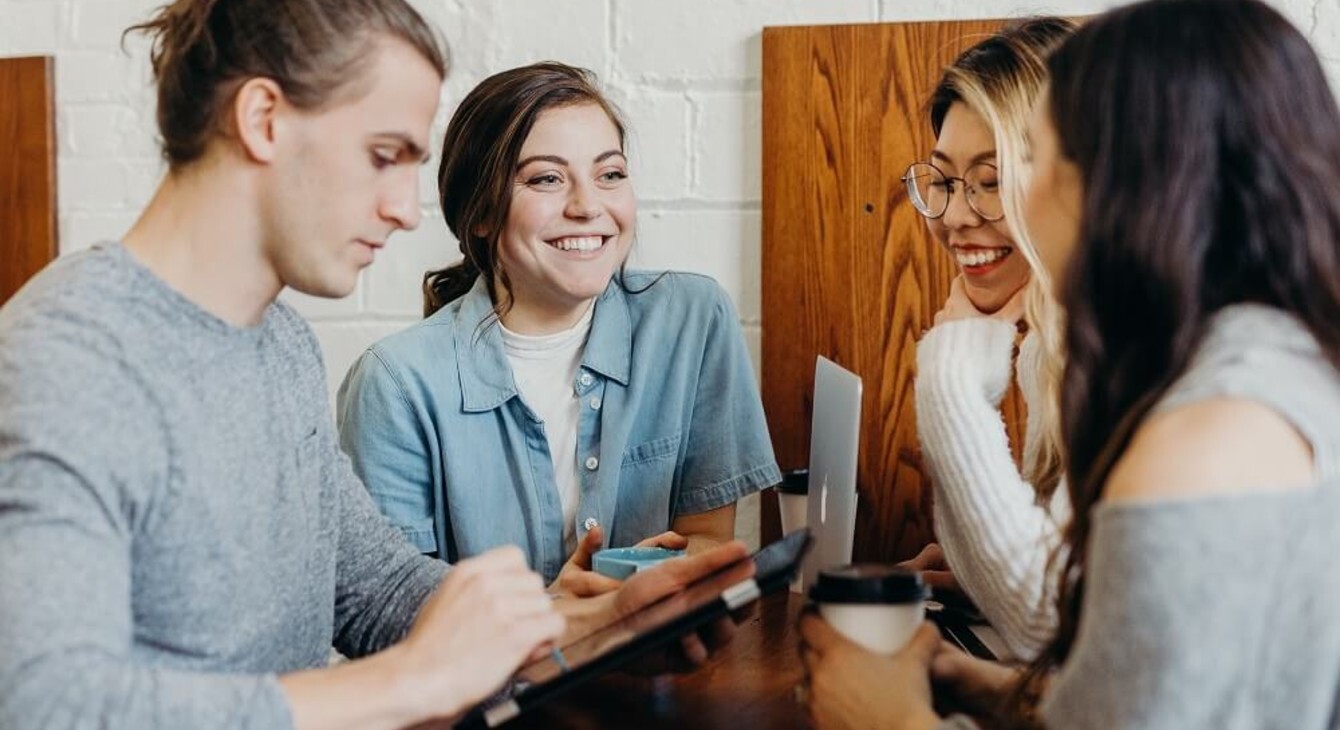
(232, 77), (286, 164)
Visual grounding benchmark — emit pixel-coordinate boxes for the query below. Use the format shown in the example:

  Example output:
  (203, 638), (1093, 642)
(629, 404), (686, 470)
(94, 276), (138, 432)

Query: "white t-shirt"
(500, 306), (594, 553)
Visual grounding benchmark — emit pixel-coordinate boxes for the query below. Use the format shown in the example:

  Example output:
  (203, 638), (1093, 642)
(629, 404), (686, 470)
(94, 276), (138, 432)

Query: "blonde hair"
(929, 18), (1076, 501)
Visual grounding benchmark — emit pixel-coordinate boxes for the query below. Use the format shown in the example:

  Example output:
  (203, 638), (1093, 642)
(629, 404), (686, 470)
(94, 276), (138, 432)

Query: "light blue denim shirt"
(336, 271), (781, 582)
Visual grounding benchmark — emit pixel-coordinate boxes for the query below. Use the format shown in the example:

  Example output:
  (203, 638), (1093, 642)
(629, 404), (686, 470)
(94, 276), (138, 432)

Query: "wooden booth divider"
(760, 20), (1027, 562)
(1, 56), (59, 307)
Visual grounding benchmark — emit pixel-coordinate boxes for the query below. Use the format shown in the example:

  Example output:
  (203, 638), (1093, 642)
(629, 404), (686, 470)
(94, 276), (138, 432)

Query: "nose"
(380, 173), (422, 231)
(565, 180), (602, 220)
(941, 182), (982, 230)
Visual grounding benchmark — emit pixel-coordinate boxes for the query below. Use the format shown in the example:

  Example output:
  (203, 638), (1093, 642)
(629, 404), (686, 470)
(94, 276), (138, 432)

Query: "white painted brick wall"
(6, 0), (1338, 549)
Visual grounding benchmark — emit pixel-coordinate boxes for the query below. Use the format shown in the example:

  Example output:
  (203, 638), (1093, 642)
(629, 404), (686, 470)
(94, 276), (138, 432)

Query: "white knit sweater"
(915, 318), (1070, 659)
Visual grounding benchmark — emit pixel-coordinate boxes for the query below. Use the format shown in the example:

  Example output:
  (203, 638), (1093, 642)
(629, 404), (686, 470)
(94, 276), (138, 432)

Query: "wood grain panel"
(761, 21), (1026, 562)
(0, 56), (58, 306)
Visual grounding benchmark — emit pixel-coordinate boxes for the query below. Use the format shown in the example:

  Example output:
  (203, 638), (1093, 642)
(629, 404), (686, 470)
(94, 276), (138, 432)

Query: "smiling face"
(926, 102), (1032, 313)
(495, 102), (636, 333)
(263, 36), (441, 298)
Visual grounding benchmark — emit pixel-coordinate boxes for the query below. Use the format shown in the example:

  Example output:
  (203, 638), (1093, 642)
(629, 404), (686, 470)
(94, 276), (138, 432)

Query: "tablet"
(460, 529), (813, 729)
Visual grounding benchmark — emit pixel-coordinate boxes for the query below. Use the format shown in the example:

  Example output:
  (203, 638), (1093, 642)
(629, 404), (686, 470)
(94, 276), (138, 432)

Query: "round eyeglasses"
(901, 161), (1004, 222)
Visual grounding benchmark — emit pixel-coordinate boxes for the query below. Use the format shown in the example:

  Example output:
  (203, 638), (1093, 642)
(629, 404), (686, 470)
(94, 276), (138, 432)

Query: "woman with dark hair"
(800, 0), (1340, 727)
(337, 62), (780, 596)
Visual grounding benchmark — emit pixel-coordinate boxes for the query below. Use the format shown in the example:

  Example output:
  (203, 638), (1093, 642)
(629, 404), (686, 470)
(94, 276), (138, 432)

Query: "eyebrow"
(930, 149), (997, 167)
(516, 150), (627, 169)
(373, 133), (430, 163)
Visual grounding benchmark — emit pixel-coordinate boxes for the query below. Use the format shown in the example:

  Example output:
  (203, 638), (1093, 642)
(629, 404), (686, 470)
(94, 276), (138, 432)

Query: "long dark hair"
(423, 62), (627, 318)
(126, 0), (446, 169)
(1023, 0), (1340, 708)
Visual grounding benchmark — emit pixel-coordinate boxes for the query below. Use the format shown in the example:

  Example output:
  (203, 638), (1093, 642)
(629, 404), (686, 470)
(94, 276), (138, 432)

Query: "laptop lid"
(801, 356), (863, 590)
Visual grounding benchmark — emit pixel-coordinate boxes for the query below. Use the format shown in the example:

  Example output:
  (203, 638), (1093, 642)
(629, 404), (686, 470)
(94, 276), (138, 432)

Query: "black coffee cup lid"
(777, 469), (809, 495)
(808, 564), (929, 604)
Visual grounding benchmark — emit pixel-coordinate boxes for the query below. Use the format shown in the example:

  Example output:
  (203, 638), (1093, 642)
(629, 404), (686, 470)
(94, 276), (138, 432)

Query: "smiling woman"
(493, 102), (636, 333)
(903, 16), (1077, 662)
(335, 62), (781, 595)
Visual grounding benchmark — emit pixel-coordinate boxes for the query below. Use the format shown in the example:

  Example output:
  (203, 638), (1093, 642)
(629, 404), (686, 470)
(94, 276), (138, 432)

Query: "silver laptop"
(800, 356), (863, 590)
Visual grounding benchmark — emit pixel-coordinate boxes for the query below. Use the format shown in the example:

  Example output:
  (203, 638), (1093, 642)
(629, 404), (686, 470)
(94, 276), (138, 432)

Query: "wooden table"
(506, 591), (808, 729)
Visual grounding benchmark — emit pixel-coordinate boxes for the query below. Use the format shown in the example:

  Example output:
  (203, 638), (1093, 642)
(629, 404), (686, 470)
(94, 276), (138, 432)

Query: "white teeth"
(955, 248), (1009, 267)
(552, 236), (603, 252)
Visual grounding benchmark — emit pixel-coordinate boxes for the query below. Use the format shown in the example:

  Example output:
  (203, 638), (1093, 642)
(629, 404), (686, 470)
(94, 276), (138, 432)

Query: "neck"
(496, 284), (595, 335)
(122, 156), (280, 327)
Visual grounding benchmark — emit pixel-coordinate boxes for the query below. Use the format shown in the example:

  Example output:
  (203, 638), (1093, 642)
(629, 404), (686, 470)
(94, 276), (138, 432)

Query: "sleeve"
(325, 426), (448, 659)
(675, 282), (783, 515)
(914, 318), (1062, 660)
(0, 337), (293, 730)
(336, 348), (440, 554)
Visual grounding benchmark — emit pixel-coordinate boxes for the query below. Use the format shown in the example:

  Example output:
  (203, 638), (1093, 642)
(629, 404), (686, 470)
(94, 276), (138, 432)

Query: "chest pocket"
(622, 433), (681, 468)
(618, 433), (683, 535)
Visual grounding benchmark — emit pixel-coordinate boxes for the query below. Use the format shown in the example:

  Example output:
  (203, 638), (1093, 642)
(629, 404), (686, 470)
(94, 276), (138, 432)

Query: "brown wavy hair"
(125, 0), (447, 169)
(423, 62), (627, 318)
(1019, 0), (1340, 720)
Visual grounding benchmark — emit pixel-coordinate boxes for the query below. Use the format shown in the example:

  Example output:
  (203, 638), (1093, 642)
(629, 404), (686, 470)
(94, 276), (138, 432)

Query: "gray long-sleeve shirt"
(0, 243), (449, 729)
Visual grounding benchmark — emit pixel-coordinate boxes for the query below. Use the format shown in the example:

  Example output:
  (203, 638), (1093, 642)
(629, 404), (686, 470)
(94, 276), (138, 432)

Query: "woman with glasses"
(895, 17), (1076, 661)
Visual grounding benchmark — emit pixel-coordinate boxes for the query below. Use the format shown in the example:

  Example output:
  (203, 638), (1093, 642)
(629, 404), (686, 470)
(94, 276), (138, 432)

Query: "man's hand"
(395, 547), (565, 724)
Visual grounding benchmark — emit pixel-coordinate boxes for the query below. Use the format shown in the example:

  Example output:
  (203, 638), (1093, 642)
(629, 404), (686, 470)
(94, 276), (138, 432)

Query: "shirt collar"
(454, 275), (633, 412)
(583, 279), (632, 387)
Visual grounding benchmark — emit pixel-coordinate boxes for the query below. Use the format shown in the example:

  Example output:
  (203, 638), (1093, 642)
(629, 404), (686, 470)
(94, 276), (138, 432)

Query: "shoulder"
(1103, 398), (1315, 504)
(1, 248), (152, 386)
(618, 270), (736, 321)
(363, 306), (466, 372)
(339, 316), (462, 408)
(0, 254), (171, 481)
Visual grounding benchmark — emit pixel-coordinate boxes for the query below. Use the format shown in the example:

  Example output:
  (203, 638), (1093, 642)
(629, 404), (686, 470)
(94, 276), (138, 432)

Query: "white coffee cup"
(809, 565), (929, 655)
(779, 492), (807, 534)
(777, 470), (809, 593)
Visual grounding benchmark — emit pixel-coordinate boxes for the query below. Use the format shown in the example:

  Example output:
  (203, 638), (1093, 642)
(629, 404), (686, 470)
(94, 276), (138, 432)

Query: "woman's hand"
(896, 542), (959, 593)
(930, 642), (1025, 720)
(798, 614), (943, 730)
(555, 541), (752, 674)
(549, 526), (690, 598)
(935, 276), (1027, 327)
(616, 540), (751, 672)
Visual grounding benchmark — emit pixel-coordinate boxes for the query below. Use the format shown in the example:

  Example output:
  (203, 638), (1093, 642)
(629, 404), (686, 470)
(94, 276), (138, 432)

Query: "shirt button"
(589, 396), (602, 410)
(583, 517), (599, 531)
(579, 373), (593, 387)
(584, 456), (599, 471)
